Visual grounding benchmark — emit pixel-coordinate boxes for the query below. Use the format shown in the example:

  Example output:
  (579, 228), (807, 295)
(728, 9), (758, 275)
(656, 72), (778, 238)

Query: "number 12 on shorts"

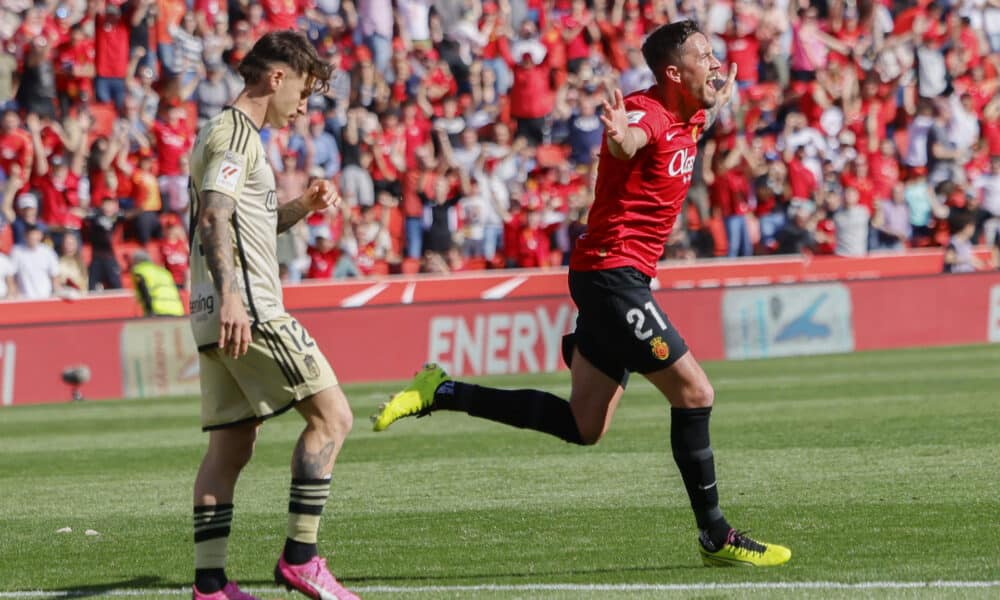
(626, 301), (668, 341)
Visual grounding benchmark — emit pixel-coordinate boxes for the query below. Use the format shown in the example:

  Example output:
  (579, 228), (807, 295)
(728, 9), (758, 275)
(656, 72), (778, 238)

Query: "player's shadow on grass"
(347, 563), (701, 583)
(50, 576), (168, 598)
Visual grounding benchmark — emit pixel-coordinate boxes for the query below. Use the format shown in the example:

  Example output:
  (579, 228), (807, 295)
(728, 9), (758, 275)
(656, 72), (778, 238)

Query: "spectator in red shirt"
(868, 138), (901, 203)
(787, 146), (818, 201)
(156, 0), (187, 76)
(514, 202), (550, 268)
(840, 154), (877, 211)
(722, 10), (761, 88)
(123, 150), (163, 244)
(262, 0), (311, 30)
(153, 101), (193, 217)
(561, 0), (598, 74)
(369, 109), (405, 198)
(814, 192), (838, 255)
(86, 136), (116, 208)
(159, 219), (189, 287)
(508, 46), (555, 145)
(56, 23), (96, 111)
(707, 139), (753, 257)
(27, 116), (85, 248)
(0, 110), (33, 189)
(479, 2), (513, 94)
(94, 1), (131, 110)
(306, 227), (340, 280)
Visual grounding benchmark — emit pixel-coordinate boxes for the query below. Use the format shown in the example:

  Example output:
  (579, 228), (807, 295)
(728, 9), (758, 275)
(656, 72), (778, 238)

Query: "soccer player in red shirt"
(373, 21), (791, 568)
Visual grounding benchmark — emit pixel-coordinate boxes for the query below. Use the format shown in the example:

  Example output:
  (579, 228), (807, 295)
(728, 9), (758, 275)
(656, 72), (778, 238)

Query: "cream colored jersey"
(188, 107), (284, 348)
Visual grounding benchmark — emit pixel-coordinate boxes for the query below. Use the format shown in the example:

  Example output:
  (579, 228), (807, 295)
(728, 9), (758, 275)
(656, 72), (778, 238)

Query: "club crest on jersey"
(650, 336), (670, 360)
(626, 110), (646, 124)
(668, 147), (696, 183)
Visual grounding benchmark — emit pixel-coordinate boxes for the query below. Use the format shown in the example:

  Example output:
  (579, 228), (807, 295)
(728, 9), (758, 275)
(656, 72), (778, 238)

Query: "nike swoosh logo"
(665, 132), (678, 141)
(305, 578), (339, 600)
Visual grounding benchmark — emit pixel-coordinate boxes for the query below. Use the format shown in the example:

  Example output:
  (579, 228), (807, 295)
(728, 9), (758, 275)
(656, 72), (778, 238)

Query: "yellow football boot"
(699, 530), (792, 567)
(371, 364), (451, 432)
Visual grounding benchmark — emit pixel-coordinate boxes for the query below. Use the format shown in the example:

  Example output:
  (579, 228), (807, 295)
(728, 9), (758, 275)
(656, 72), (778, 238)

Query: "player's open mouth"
(709, 76), (724, 91)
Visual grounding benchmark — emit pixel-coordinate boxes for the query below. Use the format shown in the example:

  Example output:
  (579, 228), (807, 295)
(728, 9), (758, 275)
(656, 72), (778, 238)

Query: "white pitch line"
(3, 581), (1000, 597)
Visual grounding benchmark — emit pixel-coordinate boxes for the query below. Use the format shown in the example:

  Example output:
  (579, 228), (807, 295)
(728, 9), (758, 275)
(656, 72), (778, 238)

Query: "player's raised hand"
(600, 88), (629, 145)
(302, 178), (341, 212)
(717, 63), (739, 108)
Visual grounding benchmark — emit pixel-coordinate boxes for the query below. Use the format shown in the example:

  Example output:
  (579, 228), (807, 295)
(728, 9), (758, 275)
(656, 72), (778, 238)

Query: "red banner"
(2, 272), (998, 406)
(1, 249), (988, 327)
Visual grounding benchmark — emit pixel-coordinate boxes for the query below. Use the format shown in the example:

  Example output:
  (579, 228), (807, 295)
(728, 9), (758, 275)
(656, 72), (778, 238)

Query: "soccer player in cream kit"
(374, 21), (792, 567)
(188, 31), (359, 600)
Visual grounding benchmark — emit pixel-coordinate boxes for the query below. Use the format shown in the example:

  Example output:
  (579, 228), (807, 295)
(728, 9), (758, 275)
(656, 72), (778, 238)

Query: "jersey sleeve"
(199, 123), (256, 201)
(623, 94), (666, 145)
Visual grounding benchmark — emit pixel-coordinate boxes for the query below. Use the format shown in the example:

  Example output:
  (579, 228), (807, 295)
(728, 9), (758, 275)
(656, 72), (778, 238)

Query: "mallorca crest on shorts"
(650, 336), (669, 361)
(303, 355), (320, 379)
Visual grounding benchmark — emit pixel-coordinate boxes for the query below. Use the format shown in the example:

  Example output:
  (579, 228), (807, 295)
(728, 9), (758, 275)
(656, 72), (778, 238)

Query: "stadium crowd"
(1, 0), (1000, 300)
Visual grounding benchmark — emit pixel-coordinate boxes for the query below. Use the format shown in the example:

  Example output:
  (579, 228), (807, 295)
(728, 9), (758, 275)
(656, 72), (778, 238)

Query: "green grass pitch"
(1, 344), (999, 599)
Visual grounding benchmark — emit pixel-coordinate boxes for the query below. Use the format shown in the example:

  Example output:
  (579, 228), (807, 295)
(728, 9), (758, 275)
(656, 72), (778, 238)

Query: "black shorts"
(562, 267), (689, 386)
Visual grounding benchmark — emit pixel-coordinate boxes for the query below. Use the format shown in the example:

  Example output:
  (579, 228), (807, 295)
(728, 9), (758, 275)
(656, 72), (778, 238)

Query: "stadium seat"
(401, 258), (421, 274)
(465, 257), (488, 270)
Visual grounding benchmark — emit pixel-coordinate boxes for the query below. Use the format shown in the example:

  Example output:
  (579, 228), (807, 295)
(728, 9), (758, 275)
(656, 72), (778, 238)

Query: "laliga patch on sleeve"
(214, 156), (243, 194)
(626, 110), (646, 125)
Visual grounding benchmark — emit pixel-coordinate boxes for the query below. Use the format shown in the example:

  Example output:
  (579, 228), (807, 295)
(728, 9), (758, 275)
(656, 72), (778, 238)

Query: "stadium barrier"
(1, 266), (998, 406)
(0, 248), (985, 327)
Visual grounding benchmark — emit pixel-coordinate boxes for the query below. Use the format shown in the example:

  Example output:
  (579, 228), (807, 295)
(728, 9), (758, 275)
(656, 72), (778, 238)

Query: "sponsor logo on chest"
(667, 146), (696, 183)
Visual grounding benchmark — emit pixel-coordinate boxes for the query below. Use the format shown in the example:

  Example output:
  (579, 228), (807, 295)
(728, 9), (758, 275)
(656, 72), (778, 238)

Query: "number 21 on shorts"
(626, 301), (668, 341)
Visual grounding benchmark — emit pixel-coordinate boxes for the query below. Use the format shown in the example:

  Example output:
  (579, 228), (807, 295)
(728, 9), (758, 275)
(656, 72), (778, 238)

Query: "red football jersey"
(571, 88), (705, 277)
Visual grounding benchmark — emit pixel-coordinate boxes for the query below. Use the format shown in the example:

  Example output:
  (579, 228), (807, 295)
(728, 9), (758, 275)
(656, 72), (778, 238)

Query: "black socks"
(283, 538), (318, 565)
(671, 407), (731, 547)
(434, 381), (584, 444)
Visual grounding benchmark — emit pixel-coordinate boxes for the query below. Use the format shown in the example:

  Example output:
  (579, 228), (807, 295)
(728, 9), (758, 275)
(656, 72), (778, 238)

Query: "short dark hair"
(641, 20), (702, 83)
(239, 30), (333, 95)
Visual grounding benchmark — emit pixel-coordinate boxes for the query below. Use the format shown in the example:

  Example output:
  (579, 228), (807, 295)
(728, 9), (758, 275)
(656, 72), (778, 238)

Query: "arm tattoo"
(292, 437), (337, 479)
(277, 200), (310, 234)
(198, 191), (240, 295)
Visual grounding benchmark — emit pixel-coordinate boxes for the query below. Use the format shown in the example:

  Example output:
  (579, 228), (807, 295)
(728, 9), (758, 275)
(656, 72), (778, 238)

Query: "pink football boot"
(274, 555), (360, 600)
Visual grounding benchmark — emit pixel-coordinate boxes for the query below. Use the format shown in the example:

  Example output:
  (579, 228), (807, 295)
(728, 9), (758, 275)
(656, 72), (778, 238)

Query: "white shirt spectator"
(834, 205), (871, 257)
(397, 0), (432, 44)
(904, 114), (934, 167)
(452, 142), (482, 174)
(475, 171), (509, 228)
(0, 251), (14, 299)
(974, 171), (1000, 217)
(620, 66), (655, 96)
(11, 242), (58, 299)
(460, 192), (488, 244)
(916, 46), (948, 98)
(948, 94), (980, 154)
(358, 0), (393, 38)
(316, 0), (340, 16)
